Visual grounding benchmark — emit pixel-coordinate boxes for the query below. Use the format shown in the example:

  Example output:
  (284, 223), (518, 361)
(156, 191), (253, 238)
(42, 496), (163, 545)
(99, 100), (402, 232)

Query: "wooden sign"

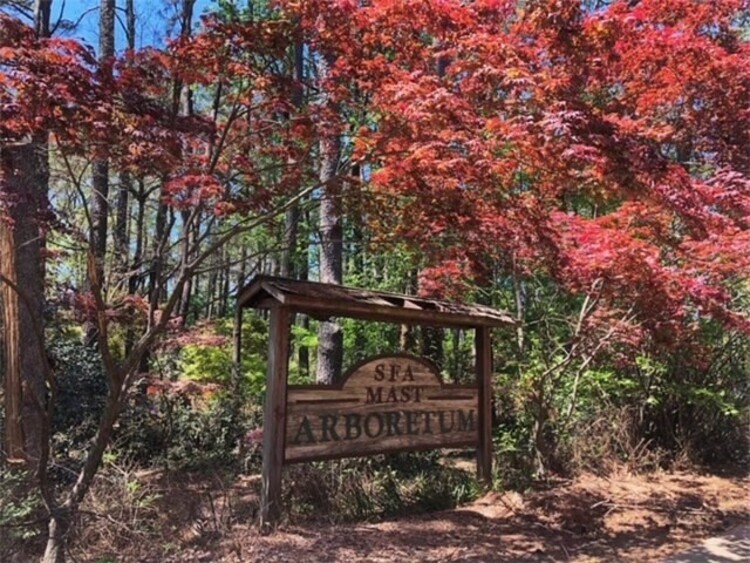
(285, 354), (478, 462)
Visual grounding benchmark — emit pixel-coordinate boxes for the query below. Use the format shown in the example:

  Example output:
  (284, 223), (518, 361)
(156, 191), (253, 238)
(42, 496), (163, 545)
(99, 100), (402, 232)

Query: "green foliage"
(341, 318), (400, 366)
(114, 391), (259, 471)
(0, 467), (43, 553)
(49, 336), (107, 464)
(179, 315), (268, 397)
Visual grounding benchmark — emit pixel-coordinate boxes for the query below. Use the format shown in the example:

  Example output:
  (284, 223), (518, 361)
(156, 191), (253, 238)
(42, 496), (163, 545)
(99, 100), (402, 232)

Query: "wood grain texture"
(260, 306), (290, 527)
(285, 355), (478, 463)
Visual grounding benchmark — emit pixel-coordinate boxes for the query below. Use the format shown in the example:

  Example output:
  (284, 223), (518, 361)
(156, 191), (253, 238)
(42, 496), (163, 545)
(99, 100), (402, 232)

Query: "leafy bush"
(49, 337), (107, 464)
(178, 315), (268, 397)
(114, 389), (261, 471)
(0, 467), (44, 560)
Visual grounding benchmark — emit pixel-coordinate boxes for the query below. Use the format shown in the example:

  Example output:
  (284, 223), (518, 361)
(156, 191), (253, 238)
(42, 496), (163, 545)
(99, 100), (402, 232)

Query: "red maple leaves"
(289, 0), (750, 346)
(4, 0), (750, 351)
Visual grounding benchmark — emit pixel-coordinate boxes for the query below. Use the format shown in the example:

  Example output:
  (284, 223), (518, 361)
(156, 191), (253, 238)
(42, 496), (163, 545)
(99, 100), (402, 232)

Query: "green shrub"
(178, 316), (268, 398)
(113, 390), (261, 471)
(0, 467), (44, 560)
(49, 337), (107, 466)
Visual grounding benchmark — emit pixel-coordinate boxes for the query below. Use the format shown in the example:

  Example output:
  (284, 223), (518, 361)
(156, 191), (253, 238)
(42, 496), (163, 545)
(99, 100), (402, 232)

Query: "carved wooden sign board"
(285, 355), (478, 462)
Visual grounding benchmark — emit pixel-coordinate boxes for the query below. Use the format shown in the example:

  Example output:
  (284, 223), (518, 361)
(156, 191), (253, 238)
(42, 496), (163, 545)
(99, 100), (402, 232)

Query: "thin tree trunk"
(129, 179), (146, 296)
(125, 0), (136, 48)
(207, 250), (218, 320)
(280, 40), (304, 279)
(399, 268), (418, 353)
(298, 218), (310, 377)
(177, 210), (193, 325)
(113, 172), (130, 281)
(147, 194), (168, 321)
(41, 508), (70, 563)
(173, 0), (196, 327)
(219, 246), (230, 317)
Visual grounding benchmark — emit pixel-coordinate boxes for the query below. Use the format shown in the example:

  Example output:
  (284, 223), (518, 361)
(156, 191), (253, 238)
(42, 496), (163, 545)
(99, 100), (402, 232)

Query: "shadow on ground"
(666, 524), (750, 563)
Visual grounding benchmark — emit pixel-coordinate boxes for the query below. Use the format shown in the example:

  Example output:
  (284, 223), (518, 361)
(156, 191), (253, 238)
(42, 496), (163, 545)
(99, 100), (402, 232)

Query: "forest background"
(1, 0), (749, 561)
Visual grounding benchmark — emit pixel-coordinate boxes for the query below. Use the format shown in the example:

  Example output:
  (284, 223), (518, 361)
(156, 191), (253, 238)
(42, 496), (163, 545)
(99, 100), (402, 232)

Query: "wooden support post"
(260, 306), (290, 528)
(475, 326), (493, 487)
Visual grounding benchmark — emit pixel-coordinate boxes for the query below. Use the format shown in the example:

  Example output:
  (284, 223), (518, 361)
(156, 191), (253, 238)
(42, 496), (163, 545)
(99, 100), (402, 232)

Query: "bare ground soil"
(69, 468), (750, 562)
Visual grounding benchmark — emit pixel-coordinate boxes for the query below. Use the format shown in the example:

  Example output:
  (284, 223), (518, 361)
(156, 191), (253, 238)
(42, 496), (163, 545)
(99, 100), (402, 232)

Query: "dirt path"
(212, 471), (750, 562)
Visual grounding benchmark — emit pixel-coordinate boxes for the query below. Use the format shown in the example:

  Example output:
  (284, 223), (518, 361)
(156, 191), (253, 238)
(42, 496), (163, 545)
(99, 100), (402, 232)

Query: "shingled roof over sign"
(237, 275), (516, 328)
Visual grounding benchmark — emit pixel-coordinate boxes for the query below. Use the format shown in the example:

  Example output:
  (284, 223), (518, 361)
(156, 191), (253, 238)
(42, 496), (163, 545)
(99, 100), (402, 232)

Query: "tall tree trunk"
(280, 40), (304, 280)
(177, 210), (193, 325)
(172, 0), (196, 327)
(1, 0), (51, 468)
(129, 179), (146, 296)
(350, 217), (367, 361)
(125, 0), (136, 48)
(113, 172), (130, 283)
(315, 132), (343, 384)
(207, 246), (218, 320)
(219, 245), (230, 318)
(90, 0), (115, 285)
(113, 0), (136, 290)
(34, 0), (52, 38)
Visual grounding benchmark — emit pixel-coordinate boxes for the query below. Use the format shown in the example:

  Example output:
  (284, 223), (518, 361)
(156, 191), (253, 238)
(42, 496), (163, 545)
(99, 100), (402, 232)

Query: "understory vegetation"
(3, 307), (748, 559)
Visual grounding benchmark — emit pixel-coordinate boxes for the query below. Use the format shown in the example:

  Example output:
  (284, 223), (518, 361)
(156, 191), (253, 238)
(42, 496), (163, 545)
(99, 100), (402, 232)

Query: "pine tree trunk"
(90, 0), (115, 284)
(316, 131), (343, 384)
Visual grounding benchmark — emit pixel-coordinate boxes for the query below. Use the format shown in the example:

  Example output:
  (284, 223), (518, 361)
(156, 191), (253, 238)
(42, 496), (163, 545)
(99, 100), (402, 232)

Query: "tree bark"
(0, 144), (47, 466)
(113, 0), (135, 289)
(280, 40), (304, 280)
(113, 172), (130, 281)
(41, 508), (70, 563)
(89, 0), (115, 286)
(315, 131), (343, 384)
(0, 0), (51, 468)
(297, 223), (310, 377)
